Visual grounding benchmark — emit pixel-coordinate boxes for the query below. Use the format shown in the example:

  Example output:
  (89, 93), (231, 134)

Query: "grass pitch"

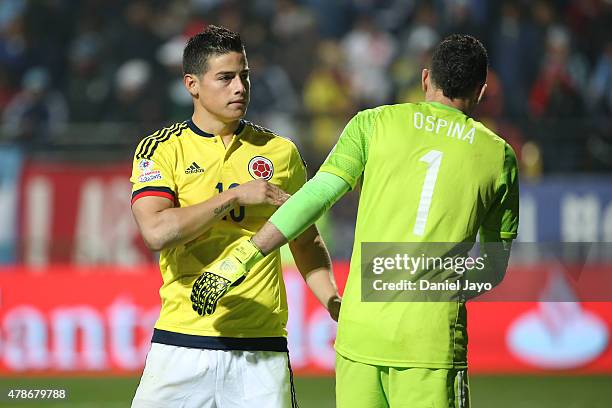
(0, 375), (610, 407)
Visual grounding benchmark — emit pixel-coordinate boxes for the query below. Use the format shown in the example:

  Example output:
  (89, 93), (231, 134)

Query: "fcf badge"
(248, 156), (274, 180)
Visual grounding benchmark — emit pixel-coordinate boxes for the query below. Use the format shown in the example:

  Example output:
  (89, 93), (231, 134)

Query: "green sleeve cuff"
(269, 172), (350, 241)
(319, 164), (357, 190)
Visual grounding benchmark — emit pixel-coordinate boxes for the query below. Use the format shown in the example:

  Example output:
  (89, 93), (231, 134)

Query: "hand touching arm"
(132, 179), (289, 251)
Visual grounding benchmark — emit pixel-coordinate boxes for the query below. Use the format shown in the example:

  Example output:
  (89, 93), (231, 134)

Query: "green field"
(0, 375), (611, 407)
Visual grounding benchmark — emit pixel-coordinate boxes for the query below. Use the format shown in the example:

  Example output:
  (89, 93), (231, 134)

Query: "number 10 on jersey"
(215, 182), (245, 222)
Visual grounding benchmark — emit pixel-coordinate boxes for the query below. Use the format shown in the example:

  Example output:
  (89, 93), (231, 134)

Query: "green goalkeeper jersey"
(320, 101), (519, 368)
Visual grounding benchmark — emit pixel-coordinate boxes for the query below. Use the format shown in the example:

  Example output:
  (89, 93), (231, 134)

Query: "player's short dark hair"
(183, 25), (245, 75)
(430, 34), (488, 99)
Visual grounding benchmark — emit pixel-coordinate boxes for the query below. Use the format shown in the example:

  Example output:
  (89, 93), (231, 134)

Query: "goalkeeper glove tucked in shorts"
(191, 239), (264, 316)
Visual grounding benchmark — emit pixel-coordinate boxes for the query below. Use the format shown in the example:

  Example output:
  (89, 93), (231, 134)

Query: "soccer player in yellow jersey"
(129, 26), (340, 408)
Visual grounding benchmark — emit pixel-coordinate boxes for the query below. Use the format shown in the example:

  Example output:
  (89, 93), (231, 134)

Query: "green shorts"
(336, 353), (470, 408)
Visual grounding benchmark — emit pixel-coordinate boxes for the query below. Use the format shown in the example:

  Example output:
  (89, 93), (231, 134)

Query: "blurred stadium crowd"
(3, 0), (611, 259)
(0, 0), (610, 173)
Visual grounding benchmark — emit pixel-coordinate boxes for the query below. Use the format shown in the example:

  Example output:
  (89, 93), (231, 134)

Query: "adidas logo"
(185, 162), (205, 174)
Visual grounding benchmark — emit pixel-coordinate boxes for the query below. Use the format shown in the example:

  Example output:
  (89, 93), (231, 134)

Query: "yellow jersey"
(130, 119), (306, 351)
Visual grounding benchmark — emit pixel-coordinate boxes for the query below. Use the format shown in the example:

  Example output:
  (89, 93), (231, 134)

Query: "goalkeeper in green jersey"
(192, 34), (519, 408)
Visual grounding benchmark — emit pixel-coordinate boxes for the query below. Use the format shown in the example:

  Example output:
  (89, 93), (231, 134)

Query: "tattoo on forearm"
(214, 202), (231, 215)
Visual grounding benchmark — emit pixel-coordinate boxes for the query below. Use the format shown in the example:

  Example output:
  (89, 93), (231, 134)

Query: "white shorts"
(131, 343), (297, 408)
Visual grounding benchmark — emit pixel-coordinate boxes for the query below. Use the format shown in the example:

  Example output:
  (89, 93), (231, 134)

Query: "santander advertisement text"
(1, 265), (612, 375)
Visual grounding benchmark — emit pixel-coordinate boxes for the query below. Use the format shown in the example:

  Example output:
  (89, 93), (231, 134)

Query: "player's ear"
(183, 74), (199, 98)
(421, 69), (429, 93)
(476, 83), (487, 104)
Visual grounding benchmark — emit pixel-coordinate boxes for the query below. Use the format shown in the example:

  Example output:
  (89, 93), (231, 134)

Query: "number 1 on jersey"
(413, 150), (443, 236)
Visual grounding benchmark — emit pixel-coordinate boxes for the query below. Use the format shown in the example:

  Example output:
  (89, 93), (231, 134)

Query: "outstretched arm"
(253, 172), (349, 321)
(252, 172), (350, 254)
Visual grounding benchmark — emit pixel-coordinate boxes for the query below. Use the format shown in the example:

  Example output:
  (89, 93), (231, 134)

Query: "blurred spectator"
(190, 0), (224, 15)
(216, 1), (244, 33)
(521, 141), (543, 179)
(588, 41), (612, 115)
(392, 0), (439, 103)
(0, 66), (17, 114)
(441, 0), (485, 40)
(492, 1), (538, 117)
(0, 0), (26, 31)
(1, 67), (67, 143)
(157, 35), (192, 122)
(411, 1), (439, 30)
(107, 1), (161, 63)
(529, 26), (587, 118)
(248, 51), (300, 143)
(273, 0), (316, 41)
(271, 0), (319, 91)
(22, 0), (74, 82)
(303, 41), (354, 162)
(529, 26), (590, 172)
(65, 32), (112, 122)
(302, 0), (353, 38)
(0, 2), (27, 78)
(585, 41), (612, 171)
(153, 1), (191, 39)
(106, 60), (164, 128)
(393, 25), (439, 103)
(342, 13), (397, 107)
(564, 0), (608, 61)
(530, 0), (556, 61)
